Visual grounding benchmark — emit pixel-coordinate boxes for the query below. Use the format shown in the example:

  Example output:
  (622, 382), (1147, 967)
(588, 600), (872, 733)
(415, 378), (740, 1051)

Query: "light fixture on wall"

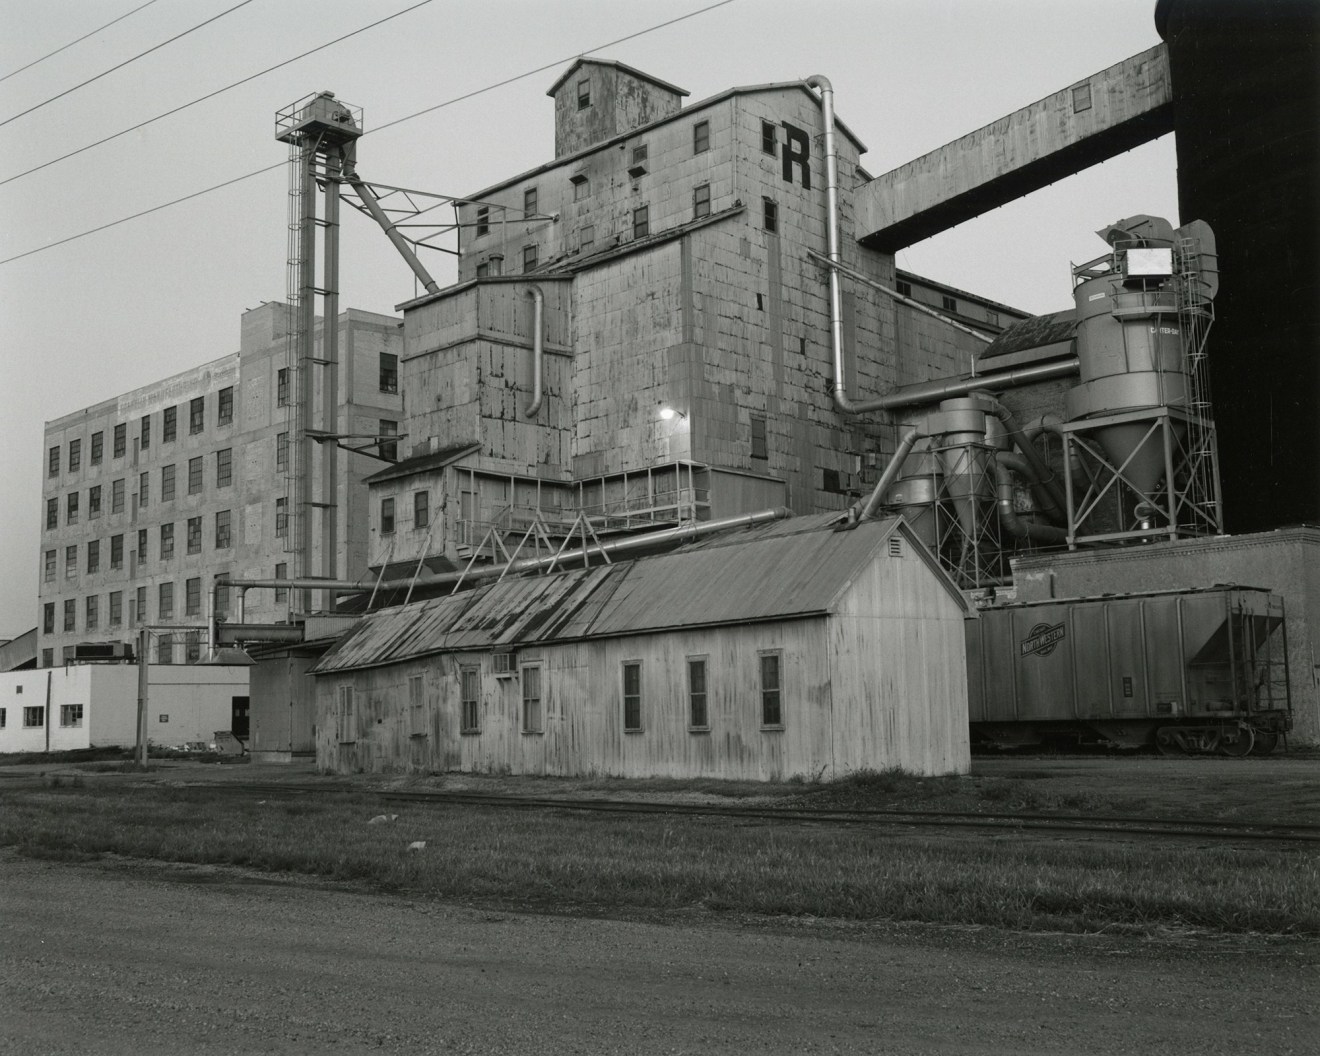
(658, 405), (686, 421)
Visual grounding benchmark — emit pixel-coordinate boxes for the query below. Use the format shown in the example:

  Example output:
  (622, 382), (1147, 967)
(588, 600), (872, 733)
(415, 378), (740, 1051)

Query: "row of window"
(337, 652), (784, 744)
(379, 491), (429, 535)
(0, 704), (82, 730)
(45, 451), (233, 532)
(43, 509), (238, 586)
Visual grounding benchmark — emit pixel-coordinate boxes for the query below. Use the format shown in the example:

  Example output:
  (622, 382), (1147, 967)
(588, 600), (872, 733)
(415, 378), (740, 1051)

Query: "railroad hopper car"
(966, 586), (1291, 754)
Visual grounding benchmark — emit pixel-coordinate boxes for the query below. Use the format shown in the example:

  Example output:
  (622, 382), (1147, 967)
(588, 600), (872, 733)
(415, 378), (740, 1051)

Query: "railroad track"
(184, 780), (1320, 846)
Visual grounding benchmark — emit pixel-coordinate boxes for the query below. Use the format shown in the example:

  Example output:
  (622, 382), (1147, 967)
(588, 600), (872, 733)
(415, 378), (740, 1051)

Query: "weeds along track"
(183, 782), (1320, 847)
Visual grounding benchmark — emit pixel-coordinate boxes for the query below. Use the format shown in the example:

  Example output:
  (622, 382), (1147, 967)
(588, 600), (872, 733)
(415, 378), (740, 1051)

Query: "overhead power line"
(1, 0), (437, 188)
(0, 0), (742, 267)
(0, 0), (161, 85)
(0, 0), (256, 129)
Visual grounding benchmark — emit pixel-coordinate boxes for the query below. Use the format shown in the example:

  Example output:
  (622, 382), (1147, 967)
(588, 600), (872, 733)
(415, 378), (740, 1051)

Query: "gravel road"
(1, 850), (1316, 1055)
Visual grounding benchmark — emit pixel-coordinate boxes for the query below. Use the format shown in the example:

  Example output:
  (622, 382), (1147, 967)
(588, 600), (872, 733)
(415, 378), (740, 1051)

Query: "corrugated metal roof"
(312, 516), (948, 674)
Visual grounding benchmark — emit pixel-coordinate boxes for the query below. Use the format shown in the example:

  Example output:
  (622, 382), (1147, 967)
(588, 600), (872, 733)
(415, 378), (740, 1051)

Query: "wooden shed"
(310, 514), (970, 780)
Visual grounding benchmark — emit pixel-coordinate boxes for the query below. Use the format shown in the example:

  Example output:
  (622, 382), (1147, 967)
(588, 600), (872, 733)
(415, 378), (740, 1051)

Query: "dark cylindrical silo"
(1155, 0), (1320, 530)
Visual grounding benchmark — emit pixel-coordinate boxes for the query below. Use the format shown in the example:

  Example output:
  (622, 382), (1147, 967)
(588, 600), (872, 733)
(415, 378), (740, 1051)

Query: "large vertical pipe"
(321, 149), (343, 611)
(295, 142), (317, 616)
(858, 426), (927, 520)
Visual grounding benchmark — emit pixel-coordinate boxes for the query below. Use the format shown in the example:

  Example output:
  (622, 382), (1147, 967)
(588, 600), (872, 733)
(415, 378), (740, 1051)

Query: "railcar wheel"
(1218, 725), (1255, 757)
(1155, 728), (1183, 756)
(1249, 730), (1279, 756)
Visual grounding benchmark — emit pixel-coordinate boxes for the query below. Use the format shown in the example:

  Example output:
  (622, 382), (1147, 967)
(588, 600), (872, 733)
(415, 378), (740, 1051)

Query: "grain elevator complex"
(18, 1), (1320, 773)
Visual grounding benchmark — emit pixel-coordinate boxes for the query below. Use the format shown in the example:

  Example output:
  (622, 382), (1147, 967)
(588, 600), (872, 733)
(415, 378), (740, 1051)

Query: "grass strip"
(2, 784), (1317, 937)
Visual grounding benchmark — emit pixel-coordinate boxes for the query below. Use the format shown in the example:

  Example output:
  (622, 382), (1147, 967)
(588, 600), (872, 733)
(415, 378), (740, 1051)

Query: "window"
(63, 599), (75, 632)
(276, 432), (289, 471)
(111, 478), (125, 514)
(571, 172), (589, 201)
(460, 666), (480, 733)
(137, 528), (148, 564)
(24, 706), (45, 728)
(86, 484), (101, 519)
(158, 581), (174, 620)
(380, 420), (398, 461)
(632, 205), (649, 239)
(85, 595), (98, 631)
(1072, 82), (1092, 113)
(113, 423), (126, 458)
(140, 414), (151, 450)
(187, 516), (201, 554)
(72, 437), (84, 470)
(87, 539), (99, 574)
(0, 708), (5, 728)
(45, 498), (58, 530)
(475, 205), (489, 237)
(43, 603), (55, 634)
(214, 583), (228, 621)
(135, 586), (147, 625)
(48, 445), (60, 477)
(522, 244), (538, 272)
(60, 703), (84, 728)
(693, 120), (710, 154)
(628, 144), (648, 178)
(274, 562), (288, 602)
(110, 534), (123, 570)
(763, 197), (778, 234)
(185, 577), (201, 617)
(622, 661), (642, 732)
(138, 472), (149, 508)
(580, 223), (595, 252)
(186, 634), (201, 664)
(895, 279), (912, 298)
(576, 77), (590, 109)
(109, 591), (122, 626)
(160, 522), (174, 560)
(276, 369), (289, 407)
(65, 545), (77, 579)
(216, 448), (232, 488)
(161, 464), (176, 501)
(761, 119), (776, 155)
(750, 414), (768, 460)
(67, 491), (79, 525)
(414, 490), (429, 530)
(942, 294), (958, 313)
(163, 405), (177, 442)
(693, 183), (711, 219)
(760, 652), (783, 727)
(188, 457), (203, 495)
(987, 310), (1000, 327)
(44, 549), (56, 582)
(336, 685), (356, 743)
(688, 657), (709, 730)
(380, 497), (395, 535)
(275, 497), (288, 537)
(379, 353), (398, 394)
(189, 396), (205, 435)
(409, 674), (427, 738)
(215, 509), (231, 549)
(523, 186), (538, 218)
(218, 386), (234, 425)
(157, 633), (173, 665)
(521, 664), (543, 734)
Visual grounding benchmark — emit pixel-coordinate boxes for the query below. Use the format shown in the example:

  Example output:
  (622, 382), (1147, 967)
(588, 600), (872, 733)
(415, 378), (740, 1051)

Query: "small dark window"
(67, 491), (79, 525)
(111, 478), (124, 514)
(24, 706), (45, 728)
(87, 540), (99, 574)
(61, 703), (84, 728)
(63, 598), (75, 632)
(628, 144), (648, 178)
(163, 405), (177, 441)
(942, 295), (958, 313)
(138, 471), (149, 508)
(135, 586), (146, 625)
(186, 577), (201, 617)
(188, 457), (203, 495)
(48, 445), (60, 477)
(522, 244), (538, 272)
(693, 120), (710, 154)
(109, 591), (122, 626)
(274, 562), (288, 603)
(218, 386), (234, 425)
(414, 490), (429, 530)
(44, 549), (56, 582)
(461, 666), (480, 733)
(85, 596), (98, 631)
(523, 186), (538, 218)
(693, 183), (711, 219)
(216, 448), (232, 488)
(823, 468), (842, 493)
(187, 516), (201, 555)
(895, 279), (912, 298)
(113, 423), (126, 458)
(760, 652), (783, 727)
(763, 197), (778, 233)
(475, 205), (489, 237)
(110, 534), (123, 570)
(379, 420), (398, 461)
(761, 120), (776, 155)
(136, 528), (147, 565)
(65, 544), (77, 579)
(622, 661), (642, 732)
(89, 484), (102, 518)
(381, 497), (395, 535)
(579, 224), (595, 252)
(158, 582), (174, 620)
(161, 464), (176, 501)
(45, 497), (58, 530)
(215, 509), (231, 549)
(750, 415), (768, 460)
(72, 437), (85, 470)
(577, 77), (590, 110)
(43, 603), (55, 634)
(572, 173), (589, 201)
(379, 353), (399, 394)
(632, 205), (649, 239)
(157, 633), (173, 665)
(140, 414), (151, 450)
(688, 658), (708, 729)
(276, 370), (289, 407)
(160, 522), (174, 560)
(189, 396), (205, 435)
(275, 497), (288, 537)
(522, 664), (543, 734)
(1073, 83), (1092, 113)
(276, 432), (289, 471)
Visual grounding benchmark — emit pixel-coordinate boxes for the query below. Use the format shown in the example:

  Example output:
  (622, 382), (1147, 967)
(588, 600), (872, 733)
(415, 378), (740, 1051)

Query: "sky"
(0, 0), (1178, 638)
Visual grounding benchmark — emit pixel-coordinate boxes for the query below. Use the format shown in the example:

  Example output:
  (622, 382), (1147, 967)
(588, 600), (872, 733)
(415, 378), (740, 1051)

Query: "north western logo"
(1020, 621), (1066, 657)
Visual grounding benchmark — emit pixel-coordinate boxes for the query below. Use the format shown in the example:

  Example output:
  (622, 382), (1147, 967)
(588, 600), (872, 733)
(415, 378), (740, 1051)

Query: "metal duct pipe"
(805, 75), (856, 417)
(861, 359), (1081, 413)
(994, 452), (1069, 544)
(984, 399), (1067, 523)
(524, 286), (544, 418)
(344, 171), (440, 295)
(858, 426), (927, 521)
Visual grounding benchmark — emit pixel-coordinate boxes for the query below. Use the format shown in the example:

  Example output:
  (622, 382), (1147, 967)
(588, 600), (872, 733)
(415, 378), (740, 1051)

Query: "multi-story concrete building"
(364, 60), (1024, 579)
(36, 303), (402, 668)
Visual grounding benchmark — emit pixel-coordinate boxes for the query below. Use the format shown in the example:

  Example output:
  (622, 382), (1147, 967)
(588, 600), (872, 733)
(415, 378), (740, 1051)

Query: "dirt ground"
(2, 850), (1317, 1056)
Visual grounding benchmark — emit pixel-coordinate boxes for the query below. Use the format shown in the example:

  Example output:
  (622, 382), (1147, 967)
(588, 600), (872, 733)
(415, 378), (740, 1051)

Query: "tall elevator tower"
(275, 92), (362, 614)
